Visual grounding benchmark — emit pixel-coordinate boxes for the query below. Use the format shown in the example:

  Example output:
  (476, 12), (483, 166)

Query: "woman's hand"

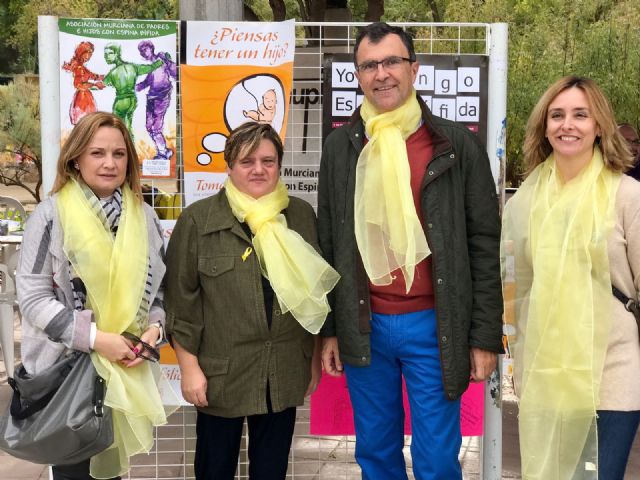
(124, 325), (162, 368)
(305, 359), (322, 397)
(181, 364), (208, 407)
(305, 336), (323, 397)
(173, 340), (208, 407)
(94, 330), (136, 363)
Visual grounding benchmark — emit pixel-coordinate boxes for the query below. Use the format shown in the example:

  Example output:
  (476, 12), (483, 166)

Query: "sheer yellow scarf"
(224, 178), (339, 334)
(502, 148), (619, 479)
(57, 180), (168, 479)
(357, 91), (430, 292)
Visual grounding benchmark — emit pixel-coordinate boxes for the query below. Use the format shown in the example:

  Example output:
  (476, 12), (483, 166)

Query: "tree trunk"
(269, 0), (287, 21)
(244, 4), (260, 21)
(365, 0), (384, 22)
(301, 0), (327, 46)
(426, 0), (441, 22)
(311, 0), (327, 21)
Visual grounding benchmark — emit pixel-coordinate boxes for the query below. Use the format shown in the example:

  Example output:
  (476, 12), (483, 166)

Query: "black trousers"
(194, 407), (296, 480)
(51, 459), (120, 480)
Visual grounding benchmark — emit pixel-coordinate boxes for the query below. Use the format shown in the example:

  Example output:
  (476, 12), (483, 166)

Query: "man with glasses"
(618, 123), (640, 181)
(318, 22), (503, 479)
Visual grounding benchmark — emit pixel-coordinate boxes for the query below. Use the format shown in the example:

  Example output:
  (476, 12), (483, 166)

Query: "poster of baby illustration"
(181, 20), (295, 205)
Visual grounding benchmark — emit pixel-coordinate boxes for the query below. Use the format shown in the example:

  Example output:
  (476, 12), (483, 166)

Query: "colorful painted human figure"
(62, 41), (105, 125)
(102, 43), (163, 132)
(243, 89), (277, 125)
(135, 41), (178, 160)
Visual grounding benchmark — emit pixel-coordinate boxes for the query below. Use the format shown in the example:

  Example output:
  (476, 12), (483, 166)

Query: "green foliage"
(441, 0), (640, 186)
(0, 2), (23, 73)
(245, 0), (312, 20)
(0, 77), (42, 202)
(92, 0), (177, 20)
(384, 0), (443, 22)
(248, 0), (640, 186)
(245, 0), (277, 20)
(5, 0), (640, 191)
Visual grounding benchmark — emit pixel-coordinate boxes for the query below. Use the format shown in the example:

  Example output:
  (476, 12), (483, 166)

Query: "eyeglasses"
(122, 332), (160, 363)
(356, 56), (415, 74)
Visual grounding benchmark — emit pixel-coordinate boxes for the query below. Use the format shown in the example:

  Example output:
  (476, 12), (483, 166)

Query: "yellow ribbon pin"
(242, 247), (253, 262)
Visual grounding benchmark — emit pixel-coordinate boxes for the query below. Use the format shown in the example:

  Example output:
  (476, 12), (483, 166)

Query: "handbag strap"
(612, 285), (640, 319)
(94, 375), (106, 417)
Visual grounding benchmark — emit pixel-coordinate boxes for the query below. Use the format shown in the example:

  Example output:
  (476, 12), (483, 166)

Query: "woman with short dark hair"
(165, 121), (338, 479)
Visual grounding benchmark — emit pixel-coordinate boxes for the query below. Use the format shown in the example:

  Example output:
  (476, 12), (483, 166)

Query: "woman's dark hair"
(224, 122), (284, 168)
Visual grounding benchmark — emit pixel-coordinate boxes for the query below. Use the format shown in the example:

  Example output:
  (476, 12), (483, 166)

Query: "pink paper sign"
(310, 372), (484, 436)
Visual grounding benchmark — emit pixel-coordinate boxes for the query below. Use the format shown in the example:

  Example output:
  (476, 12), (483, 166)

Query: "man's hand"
(321, 336), (343, 377)
(470, 347), (497, 382)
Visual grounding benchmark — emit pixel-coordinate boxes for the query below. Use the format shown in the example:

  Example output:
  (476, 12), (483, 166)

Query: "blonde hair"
(51, 112), (142, 199)
(523, 76), (633, 174)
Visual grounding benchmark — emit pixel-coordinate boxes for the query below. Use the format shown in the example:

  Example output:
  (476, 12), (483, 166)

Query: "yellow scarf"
(357, 91), (430, 292)
(224, 178), (339, 334)
(57, 180), (168, 479)
(502, 148), (620, 479)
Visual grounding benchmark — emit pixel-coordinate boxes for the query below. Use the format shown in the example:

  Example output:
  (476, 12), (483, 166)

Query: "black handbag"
(0, 351), (114, 465)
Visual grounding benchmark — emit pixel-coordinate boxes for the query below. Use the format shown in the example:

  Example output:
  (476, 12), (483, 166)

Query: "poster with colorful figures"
(181, 20), (295, 206)
(58, 18), (178, 178)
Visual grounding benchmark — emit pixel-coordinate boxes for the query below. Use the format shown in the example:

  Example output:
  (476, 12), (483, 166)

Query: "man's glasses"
(356, 56), (414, 75)
(122, 332), (160, 362)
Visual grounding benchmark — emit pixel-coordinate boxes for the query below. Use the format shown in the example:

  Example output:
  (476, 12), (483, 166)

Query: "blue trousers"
(597, 410), (640, 480)
(344, 309), (462, 480)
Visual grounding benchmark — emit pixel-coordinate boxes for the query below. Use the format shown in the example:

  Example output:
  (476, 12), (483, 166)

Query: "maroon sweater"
(369, 125), (435, 314)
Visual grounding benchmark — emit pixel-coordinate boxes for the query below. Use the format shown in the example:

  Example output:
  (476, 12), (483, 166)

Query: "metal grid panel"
(144, 22), (490, 211)
(134, 22), (490, 479)
(124, 402), (481, 479)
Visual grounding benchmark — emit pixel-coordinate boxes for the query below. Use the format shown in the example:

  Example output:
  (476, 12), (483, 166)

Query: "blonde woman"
(503, 76), (640, 479)
(17, 112), (169, 479)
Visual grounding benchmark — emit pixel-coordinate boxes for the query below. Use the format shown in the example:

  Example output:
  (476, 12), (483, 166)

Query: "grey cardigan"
(16, 194), (166, 375)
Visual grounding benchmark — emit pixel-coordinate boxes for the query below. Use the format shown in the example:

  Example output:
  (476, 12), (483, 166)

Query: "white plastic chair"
(0, 195), (25, 276)
(0, 263), (15, 378)
(0, 195), (26, 225)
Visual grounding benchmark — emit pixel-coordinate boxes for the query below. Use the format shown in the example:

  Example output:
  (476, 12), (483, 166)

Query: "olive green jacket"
(165, 190), (316, 417)
(318, 96), (503, 400)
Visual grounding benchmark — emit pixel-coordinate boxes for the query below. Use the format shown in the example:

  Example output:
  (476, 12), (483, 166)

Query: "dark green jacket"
(165, 190), (316, 417)
(318, 96), (503, 400)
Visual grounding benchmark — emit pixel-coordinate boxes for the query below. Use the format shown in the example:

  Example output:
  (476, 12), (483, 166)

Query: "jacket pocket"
(276, 338), (313, 405)
(198, 256), (235, 278)
(199, 356), (229, 405)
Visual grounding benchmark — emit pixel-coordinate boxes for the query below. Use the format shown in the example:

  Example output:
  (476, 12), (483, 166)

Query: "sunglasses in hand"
(121, 332), (160, 363)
